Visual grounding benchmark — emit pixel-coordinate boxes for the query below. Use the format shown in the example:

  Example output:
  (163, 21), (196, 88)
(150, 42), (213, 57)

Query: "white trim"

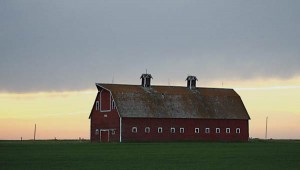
(96, 84), (111, 92)
(95, 101), (100, 110)
(158, 127), (163, 133)
(195, 128), (200, 133)
(99, 130), (102, 142)
(132, 127), (137, 133)
(216, 128), (220, 134)
(110, 95), (122, 143)
(99, 129), (110, 142)
(100, 89), (111, 112)
(96, 84), (122, 143)
(205, 128), (210, 134)
(236, 128), (240, 134)
(145, 127), (150, 133)
(180, 128), (184, 133)
(119, 117), (122, 142)
(111, 100), (114, 110)
(171, 127), (175, 133)
(226, 128), (231, 134)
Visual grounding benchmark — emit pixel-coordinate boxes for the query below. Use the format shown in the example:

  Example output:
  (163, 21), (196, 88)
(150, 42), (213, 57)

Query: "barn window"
(226, 128), (231, 133)
(111, 100), (115, 110)
(158, 127), (163, 133)
(145, 127), (150, 133)
(205, 128), (210, 134)
(180, 128), (184, 133)
(236, 128), (240, 134)
(195, 128), (200, 133)
(171, 128), (175, 133)
(95, 129), (99, 135)
(216, 128), (220, 133)
(96, 101), (100, 110)
(111, 130), (115, 135)
(132, 127), (137, 133)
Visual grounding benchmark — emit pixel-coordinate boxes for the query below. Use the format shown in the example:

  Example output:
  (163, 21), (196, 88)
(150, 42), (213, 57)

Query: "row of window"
(132, 127), (241, 134)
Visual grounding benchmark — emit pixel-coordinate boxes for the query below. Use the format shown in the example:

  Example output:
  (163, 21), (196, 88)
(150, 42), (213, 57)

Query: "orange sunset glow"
(1, 76), (299, 140)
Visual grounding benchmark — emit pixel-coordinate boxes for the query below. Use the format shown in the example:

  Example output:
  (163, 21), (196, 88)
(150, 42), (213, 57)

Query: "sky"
(0, 0), (300, 140)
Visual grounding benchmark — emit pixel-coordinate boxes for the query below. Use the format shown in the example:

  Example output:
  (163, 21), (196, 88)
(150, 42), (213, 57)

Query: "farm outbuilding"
(89, 74), (250, 142)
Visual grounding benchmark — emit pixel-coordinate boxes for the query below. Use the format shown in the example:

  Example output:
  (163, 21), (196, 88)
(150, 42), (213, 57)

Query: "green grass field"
(1, 140), (299, 170)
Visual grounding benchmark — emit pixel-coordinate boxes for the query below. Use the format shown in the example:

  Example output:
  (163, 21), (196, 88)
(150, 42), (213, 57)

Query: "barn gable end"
(89, 86), (121, 142)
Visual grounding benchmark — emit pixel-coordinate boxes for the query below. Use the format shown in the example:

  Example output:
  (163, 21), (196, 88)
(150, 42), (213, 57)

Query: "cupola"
(186, 76), (198, 89)
(140, 73), (153, 88)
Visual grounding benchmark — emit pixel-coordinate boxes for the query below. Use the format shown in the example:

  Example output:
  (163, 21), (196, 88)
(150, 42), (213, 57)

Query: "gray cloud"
(1, 0), (300, 92)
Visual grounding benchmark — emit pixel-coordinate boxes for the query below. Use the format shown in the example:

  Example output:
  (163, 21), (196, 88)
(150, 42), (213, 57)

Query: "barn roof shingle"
(96, 83), (250, 120)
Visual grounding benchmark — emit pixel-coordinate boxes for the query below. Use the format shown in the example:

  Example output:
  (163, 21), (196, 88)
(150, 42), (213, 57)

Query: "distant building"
(89, 74), (250, 142)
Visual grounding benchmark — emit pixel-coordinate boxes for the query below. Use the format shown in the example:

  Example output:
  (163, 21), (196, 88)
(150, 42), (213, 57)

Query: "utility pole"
(265, 117), (268, 139)
(34, 124), (36, 141)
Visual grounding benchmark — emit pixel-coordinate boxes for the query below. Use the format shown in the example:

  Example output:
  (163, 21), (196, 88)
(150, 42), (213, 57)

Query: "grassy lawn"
(0, 140), (299, 170)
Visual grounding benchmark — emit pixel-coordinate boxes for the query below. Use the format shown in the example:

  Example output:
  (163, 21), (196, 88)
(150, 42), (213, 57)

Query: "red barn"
(89, 74), (250, 142)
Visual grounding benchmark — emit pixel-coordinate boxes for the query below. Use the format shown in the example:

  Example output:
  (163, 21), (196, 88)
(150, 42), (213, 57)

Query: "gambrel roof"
(96, 83), (250, 120)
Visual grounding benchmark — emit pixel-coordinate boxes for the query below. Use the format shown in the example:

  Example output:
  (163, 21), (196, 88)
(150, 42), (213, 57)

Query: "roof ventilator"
(186, 76), (198, 89)
(140, 73), (153, 88)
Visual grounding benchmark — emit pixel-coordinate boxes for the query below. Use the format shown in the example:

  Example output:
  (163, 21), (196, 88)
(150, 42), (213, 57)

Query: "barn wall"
(100, 89), (111, 111)
(90, 90), (120, 142)
(122, 118), (248, 142)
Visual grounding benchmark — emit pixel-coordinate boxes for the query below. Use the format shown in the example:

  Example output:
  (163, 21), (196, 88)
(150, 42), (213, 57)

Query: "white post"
(120, 117), (122, 143)
(34, 124), (36, 141)
(265, 116), (268, 139)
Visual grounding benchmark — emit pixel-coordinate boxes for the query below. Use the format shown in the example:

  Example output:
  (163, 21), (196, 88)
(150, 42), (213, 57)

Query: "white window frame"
(226, 128), (231, 134)
(111, 130), (115, 135)
(236, 128), (240, 134)
(132, 127), (137, 133)
(205, 128), (210, 134)
(158, 127), (163, 133)
(95, 129), (99, 135)
(216, 128), (220, 134)
(171, 127), (175, 133)
(180, 128), (185, 133)
(145, 127), (150, 133)
(111, 100), (115, 110)
(95, 101), (100, 110)
(195, 128), (200, 134)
